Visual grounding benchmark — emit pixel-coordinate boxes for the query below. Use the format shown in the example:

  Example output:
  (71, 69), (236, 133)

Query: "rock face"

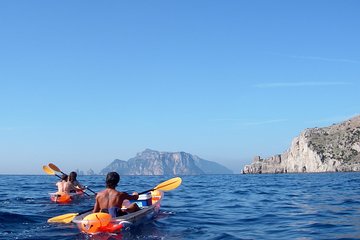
(100, 149), (233, 175)
(243, 115), (360, 174)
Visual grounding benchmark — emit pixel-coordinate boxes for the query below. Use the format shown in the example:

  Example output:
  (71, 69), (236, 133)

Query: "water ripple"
(1, 173), (360, 239)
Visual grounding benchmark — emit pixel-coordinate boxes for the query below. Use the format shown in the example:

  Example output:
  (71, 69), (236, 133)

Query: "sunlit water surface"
(1, 173), (360, 239)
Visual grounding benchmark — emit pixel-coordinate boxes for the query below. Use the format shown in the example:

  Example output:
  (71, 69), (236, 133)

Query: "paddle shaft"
(138, 188), (155, 195)
(78, 208), (94, 216)
(84, 187), (97, 194)
(54, 173), (62, 179)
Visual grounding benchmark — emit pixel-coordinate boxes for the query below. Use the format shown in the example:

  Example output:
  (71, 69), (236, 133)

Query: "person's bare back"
(93, 172), (140, 217)
(94, 189), (132, 211)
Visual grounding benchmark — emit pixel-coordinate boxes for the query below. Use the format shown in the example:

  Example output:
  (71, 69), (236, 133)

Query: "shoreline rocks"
(243, 115), (360, 174)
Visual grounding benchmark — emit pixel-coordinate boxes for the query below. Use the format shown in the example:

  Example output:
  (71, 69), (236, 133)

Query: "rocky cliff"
(100, 149), (233, 175)
(243, 115), (360, 174)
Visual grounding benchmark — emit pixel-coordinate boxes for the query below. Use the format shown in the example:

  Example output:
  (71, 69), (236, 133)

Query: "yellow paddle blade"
(48, 208), (93, 224)
(154, 177), (182, 192)
(47, 213), (78, 223)
(42, 165), (55, 175)
(48, 163), (61, 172)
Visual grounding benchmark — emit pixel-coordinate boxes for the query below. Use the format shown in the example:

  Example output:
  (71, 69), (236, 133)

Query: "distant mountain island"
(99, 149), (233, 175)
(243, 115), (360, 174)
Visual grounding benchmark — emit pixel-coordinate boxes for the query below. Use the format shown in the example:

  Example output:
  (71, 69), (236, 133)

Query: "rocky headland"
(243, 115), (360, 174)
(100, 149), (233, 175)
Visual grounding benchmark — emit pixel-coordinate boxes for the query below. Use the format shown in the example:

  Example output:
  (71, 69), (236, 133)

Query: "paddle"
(47, 176), (183, 224)
(47, 208), (94, 223)
(48, 163), (97, 195)
(138, 177), (182, 195)
(42, 165), (61, 179)
(48, 163), (66, 175)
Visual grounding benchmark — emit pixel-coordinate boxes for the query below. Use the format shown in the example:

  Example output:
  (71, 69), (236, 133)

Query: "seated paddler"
(93, 172), (140, 217)
(56, 174), (71, 194)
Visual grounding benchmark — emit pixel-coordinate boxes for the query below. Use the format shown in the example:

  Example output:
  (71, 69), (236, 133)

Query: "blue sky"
(0, 1), (359, 174)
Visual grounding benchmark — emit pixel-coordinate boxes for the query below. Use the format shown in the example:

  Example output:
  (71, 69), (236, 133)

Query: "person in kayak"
(68, 171), (86, 193)
(93, 172), (140, 217)
(56, 174), (71, 194)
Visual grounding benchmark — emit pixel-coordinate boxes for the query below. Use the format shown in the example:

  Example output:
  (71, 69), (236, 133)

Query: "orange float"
(49, 192), (72, 203)
(49, 190), (85, 203)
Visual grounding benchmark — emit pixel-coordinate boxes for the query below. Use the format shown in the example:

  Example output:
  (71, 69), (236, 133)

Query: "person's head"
(106, 172), (120, 189)
(69, 171), (77, 182)
(61, 174), (68, 181)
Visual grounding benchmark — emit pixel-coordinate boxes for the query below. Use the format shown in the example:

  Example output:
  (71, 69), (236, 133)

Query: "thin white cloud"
(243, 119), (288, 126)
(209, 118), (245, 122)
(268, 52), (360, 64)
(305, 114), (360, 126)
(210, 118), (288, 126)
(291, 55), (360, 64)
(254, 81), (350, 88)
(0, 127), (14, 131)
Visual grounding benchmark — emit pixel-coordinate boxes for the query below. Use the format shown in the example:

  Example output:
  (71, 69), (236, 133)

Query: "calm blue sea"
(1, 173), (360, 240)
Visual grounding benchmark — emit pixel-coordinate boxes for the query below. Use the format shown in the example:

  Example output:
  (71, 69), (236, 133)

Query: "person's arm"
(74, 180), (85, 190)
(123, 192), (139, 200)
(132, 192), (139, 200)
(93, 195), (100, 213)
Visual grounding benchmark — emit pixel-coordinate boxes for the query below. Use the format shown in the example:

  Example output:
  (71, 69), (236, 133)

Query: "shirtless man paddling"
(93, 172), (140, 217)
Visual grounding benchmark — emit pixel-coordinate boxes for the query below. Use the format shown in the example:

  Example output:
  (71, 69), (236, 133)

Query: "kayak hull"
(49, 190), (84, 203)
(72, 190), (163, 234)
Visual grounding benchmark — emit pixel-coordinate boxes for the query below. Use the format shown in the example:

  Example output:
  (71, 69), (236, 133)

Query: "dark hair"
(61, 174), (68, 181)
(106, 172), (120, 189)
(69, 172), (77, 182)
